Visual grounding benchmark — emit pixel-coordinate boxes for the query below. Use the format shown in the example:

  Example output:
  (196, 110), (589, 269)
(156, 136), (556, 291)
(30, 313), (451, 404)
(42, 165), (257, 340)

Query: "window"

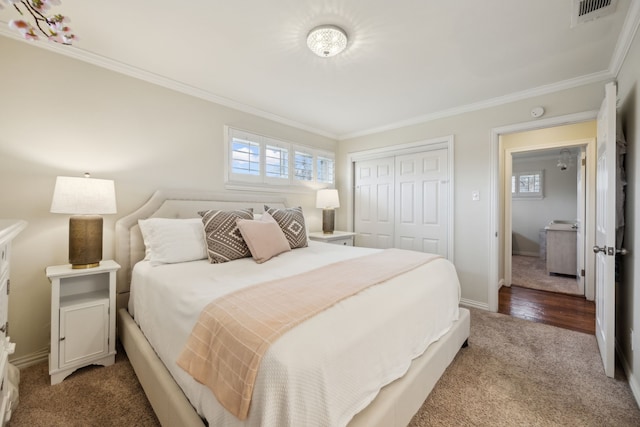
(226, 127), (335, 191)
(231, 138), (260, 176)
(317, 155), (335, 184)
(512, 170), (544, 199)
(294, 149), (314, 182)
(265, 144), (289, 180)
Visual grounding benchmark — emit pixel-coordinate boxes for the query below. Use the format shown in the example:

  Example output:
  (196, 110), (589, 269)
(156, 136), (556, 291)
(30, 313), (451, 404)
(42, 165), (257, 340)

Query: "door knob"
(593, 246), (629, 256)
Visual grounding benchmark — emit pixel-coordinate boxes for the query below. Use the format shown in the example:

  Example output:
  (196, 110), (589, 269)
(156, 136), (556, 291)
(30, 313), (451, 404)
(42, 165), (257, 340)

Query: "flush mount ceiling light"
(307, 25), (348, 57)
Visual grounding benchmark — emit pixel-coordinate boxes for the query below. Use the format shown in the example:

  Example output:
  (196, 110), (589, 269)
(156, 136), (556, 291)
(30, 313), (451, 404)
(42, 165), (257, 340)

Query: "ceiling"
(1, 0), (638, 139)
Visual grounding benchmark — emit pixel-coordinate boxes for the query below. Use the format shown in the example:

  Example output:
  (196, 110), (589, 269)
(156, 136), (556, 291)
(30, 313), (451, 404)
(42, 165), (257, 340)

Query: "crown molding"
(610, 0), (640, 77)
(3, 3), (639, 143)
(337, 71), (613, 140)
(0, 27), (337, 140)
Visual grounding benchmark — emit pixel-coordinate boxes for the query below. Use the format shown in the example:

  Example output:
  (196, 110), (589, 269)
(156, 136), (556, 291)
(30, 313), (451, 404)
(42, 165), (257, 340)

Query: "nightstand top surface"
(308, 230), (356, 241)
(46, 260), (120, 278)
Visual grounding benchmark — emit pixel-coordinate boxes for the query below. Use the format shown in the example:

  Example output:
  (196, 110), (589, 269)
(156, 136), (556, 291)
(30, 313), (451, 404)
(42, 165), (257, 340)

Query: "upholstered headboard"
(114, 190), (287, 309)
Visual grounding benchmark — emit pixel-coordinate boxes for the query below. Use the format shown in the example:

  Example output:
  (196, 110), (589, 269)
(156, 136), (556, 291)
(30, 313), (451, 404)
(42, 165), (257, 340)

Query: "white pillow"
(138, 218), (207, 265)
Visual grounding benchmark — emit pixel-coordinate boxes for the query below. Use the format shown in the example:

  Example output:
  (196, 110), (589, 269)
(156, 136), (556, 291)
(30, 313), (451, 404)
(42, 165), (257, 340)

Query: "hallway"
(498, 285), (595, 335)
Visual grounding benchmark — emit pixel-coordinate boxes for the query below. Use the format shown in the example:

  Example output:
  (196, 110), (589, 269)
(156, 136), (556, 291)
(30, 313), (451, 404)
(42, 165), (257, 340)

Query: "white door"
(594, 82), (617, 378)
(354, 157), (395, 248)
(394, 149), (449, 256)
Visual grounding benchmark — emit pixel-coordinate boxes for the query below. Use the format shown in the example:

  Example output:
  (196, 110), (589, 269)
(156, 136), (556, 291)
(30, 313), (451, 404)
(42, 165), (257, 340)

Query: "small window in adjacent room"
(512, 170), (544, 199)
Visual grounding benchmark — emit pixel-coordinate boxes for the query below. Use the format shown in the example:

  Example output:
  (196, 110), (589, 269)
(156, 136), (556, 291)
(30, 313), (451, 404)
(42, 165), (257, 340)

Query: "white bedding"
(130, 241), (461, 427)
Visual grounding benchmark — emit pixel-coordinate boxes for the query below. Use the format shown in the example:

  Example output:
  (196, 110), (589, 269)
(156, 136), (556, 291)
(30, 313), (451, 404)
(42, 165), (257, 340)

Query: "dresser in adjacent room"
(0, 220), (27, 426)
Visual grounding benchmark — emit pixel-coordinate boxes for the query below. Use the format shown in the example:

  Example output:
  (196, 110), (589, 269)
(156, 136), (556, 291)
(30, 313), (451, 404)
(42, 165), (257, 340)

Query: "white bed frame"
(115, 190), (470, 427)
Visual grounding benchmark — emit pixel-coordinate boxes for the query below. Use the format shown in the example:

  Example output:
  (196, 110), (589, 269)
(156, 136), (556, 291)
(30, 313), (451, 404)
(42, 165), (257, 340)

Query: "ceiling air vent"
(571, 0), (618, 27)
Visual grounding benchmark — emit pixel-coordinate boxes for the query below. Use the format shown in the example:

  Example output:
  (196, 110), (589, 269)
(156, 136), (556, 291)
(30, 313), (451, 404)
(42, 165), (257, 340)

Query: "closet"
(353, 146), (452, 259)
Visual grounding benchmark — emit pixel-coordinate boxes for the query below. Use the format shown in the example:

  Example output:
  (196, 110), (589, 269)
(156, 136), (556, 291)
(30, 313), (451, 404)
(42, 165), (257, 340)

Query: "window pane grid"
(231, 139), (260, 175)
(512, 170), (543, 198)
(518, 174), (540, 193)
(265, 145), (289, 179)
(294, 151), (313, 181)
(317, 156), (335, 184)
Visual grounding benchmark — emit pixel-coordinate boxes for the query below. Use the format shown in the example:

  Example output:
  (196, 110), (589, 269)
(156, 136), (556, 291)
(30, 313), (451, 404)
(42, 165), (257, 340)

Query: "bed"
(115, 190), (470, 427)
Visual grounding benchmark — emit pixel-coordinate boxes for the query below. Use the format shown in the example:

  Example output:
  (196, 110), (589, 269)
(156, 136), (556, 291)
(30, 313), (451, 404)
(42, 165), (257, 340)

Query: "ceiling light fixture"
(307, 25), (348, 57)
(557, 148), (574, 171)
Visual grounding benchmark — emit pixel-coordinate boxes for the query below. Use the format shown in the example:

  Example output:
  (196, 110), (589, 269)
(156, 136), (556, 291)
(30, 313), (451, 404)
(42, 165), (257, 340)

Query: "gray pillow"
(264, 205), (308, 249)
(199, 208), (253, 263)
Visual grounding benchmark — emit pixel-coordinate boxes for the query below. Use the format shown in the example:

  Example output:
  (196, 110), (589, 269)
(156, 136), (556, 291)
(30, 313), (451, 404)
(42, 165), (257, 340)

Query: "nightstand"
(46, 260), (119, 385)
(308, 231), (356, 246)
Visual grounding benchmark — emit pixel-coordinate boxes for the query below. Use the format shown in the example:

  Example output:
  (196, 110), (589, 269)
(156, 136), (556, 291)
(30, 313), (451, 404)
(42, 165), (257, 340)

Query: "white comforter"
(130, 241), (460, 427)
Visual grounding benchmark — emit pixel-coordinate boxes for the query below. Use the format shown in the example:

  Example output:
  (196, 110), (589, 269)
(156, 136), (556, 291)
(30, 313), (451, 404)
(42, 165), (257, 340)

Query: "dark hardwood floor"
(498, 285), (596, 335)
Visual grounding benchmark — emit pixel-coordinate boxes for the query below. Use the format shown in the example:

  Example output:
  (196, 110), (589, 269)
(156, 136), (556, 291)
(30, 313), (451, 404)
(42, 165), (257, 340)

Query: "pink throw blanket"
(177, 248), (441, 420)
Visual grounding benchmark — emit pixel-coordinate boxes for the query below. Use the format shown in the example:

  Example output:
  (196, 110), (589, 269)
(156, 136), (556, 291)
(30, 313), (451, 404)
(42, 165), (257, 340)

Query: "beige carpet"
(8, 346), (159, 426)
(512, 254), (581, 295)
(10, 309), (640, 426)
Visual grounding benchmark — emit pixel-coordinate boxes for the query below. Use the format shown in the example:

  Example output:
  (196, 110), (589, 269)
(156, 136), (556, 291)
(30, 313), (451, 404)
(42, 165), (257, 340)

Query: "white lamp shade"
(316, 189), (340, 209)
(50, 176), (117, 214)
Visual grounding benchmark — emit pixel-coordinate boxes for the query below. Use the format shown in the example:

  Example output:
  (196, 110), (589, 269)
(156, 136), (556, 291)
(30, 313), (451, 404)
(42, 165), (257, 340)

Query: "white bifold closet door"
(354, 148), (449, 257)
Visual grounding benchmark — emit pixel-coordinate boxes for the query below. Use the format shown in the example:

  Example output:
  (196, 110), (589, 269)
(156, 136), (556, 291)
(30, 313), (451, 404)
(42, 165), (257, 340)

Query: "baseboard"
(498, 279), (506, 289)
(460, 298), (489, 311)
(10, 348), (49, 370)
(615, 339), (640, 409)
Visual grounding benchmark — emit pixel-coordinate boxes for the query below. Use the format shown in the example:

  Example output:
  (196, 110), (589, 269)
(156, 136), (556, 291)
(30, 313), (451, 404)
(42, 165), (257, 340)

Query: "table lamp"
(50, 174), (117, 269)
(316, 189), (340, 234)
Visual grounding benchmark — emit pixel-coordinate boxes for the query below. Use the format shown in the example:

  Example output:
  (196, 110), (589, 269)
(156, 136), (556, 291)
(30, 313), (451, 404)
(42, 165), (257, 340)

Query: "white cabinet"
(46, 260), (119, 385)
(308, 231), (356, 246)
(546, 229), (577, 276)
(0, 220), (27, 426)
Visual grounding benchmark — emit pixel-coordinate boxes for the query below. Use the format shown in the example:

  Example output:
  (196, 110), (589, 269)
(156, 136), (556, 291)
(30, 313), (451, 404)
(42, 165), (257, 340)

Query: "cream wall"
(337, 86), (605, 307)
(0, 37), (336, 362)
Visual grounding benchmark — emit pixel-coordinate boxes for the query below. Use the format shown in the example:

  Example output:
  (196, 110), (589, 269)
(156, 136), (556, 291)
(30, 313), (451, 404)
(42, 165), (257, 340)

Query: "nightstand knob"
(60, 337), (65, 341)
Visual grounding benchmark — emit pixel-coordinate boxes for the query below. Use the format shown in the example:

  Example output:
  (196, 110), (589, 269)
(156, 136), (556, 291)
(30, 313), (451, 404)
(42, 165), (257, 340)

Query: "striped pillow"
(264, 205), (308, 249)
(199, 208), (253, 263)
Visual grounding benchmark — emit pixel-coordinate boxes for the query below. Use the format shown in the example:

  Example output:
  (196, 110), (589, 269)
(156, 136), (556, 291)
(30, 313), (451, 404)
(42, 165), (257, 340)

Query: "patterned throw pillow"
(199, 208), (253, 263)
(264, 205), (308, 249)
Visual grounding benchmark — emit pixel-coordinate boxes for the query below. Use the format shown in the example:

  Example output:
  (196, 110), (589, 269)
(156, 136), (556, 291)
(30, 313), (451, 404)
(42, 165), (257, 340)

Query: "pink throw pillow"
(236, 212), (291, 263)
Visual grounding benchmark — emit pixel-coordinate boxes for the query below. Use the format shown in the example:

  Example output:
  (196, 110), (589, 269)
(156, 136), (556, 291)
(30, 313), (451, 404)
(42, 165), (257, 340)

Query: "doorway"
(509, 145), (585, 297)
(489, 113), (599, 314)
(498, 124), (597, 332)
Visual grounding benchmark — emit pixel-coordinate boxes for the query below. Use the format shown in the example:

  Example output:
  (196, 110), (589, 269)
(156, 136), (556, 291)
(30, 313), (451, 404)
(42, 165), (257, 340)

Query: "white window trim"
(224, 126), (335, 193)
(512, 170), (544, 200)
